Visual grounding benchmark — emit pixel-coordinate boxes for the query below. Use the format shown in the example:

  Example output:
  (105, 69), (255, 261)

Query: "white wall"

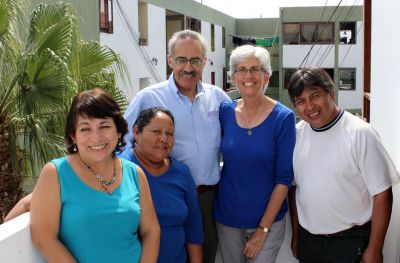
(146, 4), (167, 84)
(213, 25), (227, 89)
(101, 1), (167, 101)
(101, 0), (140, 100)
(283, 44), (335, 68)
(370, 1), (400, 262)
(337, 21), (364, 109)
(200, 21), (226, 89)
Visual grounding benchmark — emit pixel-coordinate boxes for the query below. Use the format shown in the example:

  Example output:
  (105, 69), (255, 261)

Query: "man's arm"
(123, 94), (143, 148)
(288, 186), (299, 259)
(362, 187), (393, 263)
(4, 193), (33, 222)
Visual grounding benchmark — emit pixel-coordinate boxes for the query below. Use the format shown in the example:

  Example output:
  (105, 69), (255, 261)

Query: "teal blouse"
(54, 157), (141, 263)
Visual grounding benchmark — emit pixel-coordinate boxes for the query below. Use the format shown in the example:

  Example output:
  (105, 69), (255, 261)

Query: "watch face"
(263, 228), (268, 233)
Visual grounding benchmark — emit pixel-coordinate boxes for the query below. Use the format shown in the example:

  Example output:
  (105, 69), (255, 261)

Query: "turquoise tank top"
(54, 157), (141, 263)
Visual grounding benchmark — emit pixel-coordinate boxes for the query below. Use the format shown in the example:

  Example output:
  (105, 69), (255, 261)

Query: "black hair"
(287, 67), (335, 104)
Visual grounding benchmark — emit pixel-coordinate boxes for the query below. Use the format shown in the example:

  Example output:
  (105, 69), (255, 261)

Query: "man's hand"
(290, 234), (298, 259)
(361, 245), (383, 263)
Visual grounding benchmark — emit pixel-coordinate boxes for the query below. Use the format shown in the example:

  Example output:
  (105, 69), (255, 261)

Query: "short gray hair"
(229, 45), (272, 79)
(168, 30), (208, 58)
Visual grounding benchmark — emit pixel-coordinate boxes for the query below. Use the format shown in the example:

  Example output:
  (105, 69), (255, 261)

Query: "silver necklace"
(81, 155), (117, 195)
(242, 99), (263, 136)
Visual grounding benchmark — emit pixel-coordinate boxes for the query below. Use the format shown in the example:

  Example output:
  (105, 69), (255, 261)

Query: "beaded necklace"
(80, 154), (117, 195)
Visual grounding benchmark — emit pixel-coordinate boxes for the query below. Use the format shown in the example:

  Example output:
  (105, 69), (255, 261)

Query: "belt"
(317, 221), (371, 238)
(197, 184), (216, 194)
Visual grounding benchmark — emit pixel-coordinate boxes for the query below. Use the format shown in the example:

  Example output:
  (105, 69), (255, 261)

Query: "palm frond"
(9, 115), (66, 176)
(3, 49), (75, 116)
(0, 0), (12, 37)
(27, 2), (74, 59)
(77, 41), (123, 78)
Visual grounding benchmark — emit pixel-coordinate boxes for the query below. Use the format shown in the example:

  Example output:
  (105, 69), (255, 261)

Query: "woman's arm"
(30, 162), (77, 263)
(243, 184), (289, 260)
(4, 193), (33, 222)
(186, 243), (202, 263)
(183, 166), (203, 263)
(137, 166), (160, 263)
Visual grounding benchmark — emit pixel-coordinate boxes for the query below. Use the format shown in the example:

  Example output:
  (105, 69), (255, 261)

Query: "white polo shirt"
(294, 110), (399, 234)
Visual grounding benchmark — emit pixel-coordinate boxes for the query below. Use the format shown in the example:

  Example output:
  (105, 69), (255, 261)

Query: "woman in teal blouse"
(30, 89), (160, 263)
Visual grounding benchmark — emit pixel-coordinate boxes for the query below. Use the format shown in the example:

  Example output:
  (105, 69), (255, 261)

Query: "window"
(100, 0), (113, 33)
(138, 3), (148, 46)
(283, 69), (298, 89)
(222, 27), (226, 48)
(269, 71), (279, 87)
(339, 68), (356, 90)
(223, 67), (228, 91)
(186, 16), (201, 33)
(340, 22), (356, 44)
(284, 22), (334, 44)
(211, 24), (215, 51)
(284, 24), (300, 44)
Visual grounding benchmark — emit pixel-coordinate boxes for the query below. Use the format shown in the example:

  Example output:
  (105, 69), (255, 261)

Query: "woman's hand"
(243, 229), (268, 260)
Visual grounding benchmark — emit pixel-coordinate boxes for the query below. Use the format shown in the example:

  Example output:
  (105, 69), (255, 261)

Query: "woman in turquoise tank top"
(29, 89), (160, 263)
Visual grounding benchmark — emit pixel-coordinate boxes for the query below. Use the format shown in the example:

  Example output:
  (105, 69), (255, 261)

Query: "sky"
(194, 0), (363, 18)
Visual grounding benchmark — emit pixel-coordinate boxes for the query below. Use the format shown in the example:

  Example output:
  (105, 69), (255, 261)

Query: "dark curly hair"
(65, 88), (128, 153)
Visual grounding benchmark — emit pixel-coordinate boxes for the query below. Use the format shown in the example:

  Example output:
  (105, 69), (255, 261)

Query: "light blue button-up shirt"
(123, 74), (230, 185)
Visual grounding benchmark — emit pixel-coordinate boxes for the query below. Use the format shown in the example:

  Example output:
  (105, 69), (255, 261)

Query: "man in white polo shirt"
(287, 67), (399, 263)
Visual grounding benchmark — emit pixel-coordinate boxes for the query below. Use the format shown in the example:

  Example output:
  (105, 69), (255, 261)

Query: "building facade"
(100, 0), (236, 100)
(279, 6), (364, 112)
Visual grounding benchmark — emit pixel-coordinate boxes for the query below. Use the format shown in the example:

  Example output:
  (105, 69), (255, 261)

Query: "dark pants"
(298, 223), (371, 263)
(197, 186), (218, 263)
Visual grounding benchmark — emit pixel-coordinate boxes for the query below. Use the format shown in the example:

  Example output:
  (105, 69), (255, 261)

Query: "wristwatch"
(258, 225), (270, 233)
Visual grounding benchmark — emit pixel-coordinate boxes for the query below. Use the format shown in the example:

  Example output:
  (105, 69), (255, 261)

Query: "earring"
(118, 138), (122, 147)
(73, 144), (77, 152)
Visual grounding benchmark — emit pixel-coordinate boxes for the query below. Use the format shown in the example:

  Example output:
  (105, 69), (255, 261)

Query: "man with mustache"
(124, 29), (230, 263)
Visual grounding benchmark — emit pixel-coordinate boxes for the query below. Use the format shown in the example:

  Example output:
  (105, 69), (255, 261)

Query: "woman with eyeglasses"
(213, 45), (296, 263)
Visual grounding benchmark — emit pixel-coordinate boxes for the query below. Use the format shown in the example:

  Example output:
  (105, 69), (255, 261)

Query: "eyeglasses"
(175, 57), (204, 67)
(234, 67), (265, 76)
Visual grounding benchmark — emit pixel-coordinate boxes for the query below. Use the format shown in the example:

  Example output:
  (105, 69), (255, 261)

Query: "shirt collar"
(168, 73), (205, 99)
(311, 108), (345, 132)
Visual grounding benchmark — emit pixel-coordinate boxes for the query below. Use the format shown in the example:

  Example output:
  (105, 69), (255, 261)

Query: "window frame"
(339, 21), (357, 44)
(100, 0), (113, 33)
(339, 68), (356, 91)
(284, 22), (334, 45)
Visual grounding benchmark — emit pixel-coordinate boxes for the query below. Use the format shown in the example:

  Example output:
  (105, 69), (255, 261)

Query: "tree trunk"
(0, 120), (23, 224)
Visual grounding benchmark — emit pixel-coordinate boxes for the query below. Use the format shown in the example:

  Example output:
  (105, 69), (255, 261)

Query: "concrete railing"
(0, 213), (44, 263)
(1, 184), (399, 263)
